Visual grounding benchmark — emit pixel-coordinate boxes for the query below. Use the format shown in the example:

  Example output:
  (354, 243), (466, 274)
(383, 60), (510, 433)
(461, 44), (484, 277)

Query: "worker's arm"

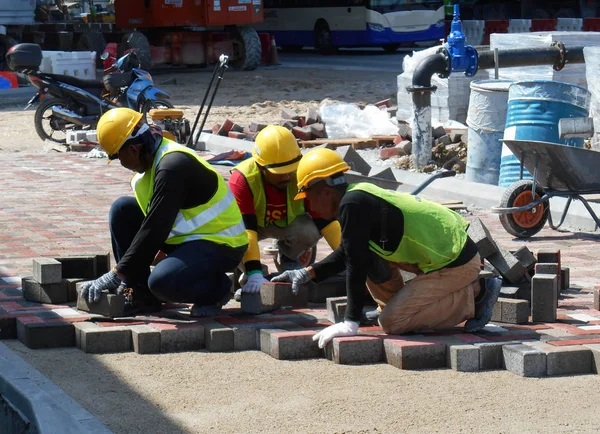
(306, 198), (341, 250)
(117, 152), (218, 280)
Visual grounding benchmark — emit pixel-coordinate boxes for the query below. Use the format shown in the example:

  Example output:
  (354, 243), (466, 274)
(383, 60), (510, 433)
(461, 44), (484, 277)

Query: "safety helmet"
(294, 148), (350, 200)
(97, 107), (144, 157)
(253, 125), (302, 174)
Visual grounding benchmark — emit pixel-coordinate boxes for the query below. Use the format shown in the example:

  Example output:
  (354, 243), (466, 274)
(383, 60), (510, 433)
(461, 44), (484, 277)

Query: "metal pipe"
(478, 45), (584, 70)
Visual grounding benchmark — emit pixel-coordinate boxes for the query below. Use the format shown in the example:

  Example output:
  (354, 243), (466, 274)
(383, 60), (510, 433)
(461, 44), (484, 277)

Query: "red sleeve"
(229, 170), (256, 215)
(304, 198), (322, 219)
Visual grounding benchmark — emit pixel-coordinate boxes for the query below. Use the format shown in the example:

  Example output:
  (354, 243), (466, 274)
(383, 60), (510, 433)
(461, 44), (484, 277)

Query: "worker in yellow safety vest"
(229, 125), (341, 298)
(273, 148), (502, 347)
(80, 108), (248, 317)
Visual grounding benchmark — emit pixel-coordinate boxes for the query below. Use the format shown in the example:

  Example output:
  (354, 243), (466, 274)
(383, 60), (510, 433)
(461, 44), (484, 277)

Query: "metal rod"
(193, 59), (229, 149)
(478, 46), (585, 70)
(494, 48), (499, 79)
(532, 154), (539, 201)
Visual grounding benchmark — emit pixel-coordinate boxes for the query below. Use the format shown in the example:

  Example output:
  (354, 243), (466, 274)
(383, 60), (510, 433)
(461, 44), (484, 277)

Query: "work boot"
(361, 308), (381, 325)
(464, 277), (502, 333)
(277, 251), (302, 271)
(233, 288), (243, 302)
(190, 290), (232, 318)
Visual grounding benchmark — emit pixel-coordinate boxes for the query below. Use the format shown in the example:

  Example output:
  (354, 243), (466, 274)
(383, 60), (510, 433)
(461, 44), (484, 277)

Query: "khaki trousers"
(367, 254), (482, 335)
(257, 213), (321, 260)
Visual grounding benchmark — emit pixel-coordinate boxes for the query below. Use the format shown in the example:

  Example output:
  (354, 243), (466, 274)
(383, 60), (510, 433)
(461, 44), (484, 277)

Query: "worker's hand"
(80, 270), (122, 304)
(312, 320), (360, 349)
(271, 268), (311, 295)
(241, 272), (268, 294)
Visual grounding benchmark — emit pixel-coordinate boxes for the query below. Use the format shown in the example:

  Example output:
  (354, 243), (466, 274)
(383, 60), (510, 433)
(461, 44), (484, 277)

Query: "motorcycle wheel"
(34, 97), (75, 144)
(140, 99), (174, 124)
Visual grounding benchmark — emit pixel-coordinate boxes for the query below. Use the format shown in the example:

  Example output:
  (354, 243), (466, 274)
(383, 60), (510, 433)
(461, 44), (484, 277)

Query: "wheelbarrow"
(491, 139), (600, 238)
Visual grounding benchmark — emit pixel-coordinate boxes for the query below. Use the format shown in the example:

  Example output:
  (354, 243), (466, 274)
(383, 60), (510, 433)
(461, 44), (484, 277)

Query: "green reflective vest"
(232, 158), (305, 228)
(348, 183), (468, 273)
(131, 139), (248, 248)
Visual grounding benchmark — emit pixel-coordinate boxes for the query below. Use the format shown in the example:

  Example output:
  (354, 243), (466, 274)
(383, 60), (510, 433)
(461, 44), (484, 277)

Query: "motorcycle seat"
(45, 73), (105, 89)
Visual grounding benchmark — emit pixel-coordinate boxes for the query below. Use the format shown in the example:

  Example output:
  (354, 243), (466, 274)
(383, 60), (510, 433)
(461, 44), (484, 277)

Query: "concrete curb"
(0, 342), (112, 434)
(0, 87), (37, 108)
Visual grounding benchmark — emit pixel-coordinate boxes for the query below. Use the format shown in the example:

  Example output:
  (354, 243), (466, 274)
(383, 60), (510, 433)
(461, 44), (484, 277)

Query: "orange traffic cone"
(269, 35), (280, 65)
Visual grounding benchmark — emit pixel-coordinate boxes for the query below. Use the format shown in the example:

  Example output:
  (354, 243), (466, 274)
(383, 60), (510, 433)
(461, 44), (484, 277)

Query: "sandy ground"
(3, 66), (600, 433)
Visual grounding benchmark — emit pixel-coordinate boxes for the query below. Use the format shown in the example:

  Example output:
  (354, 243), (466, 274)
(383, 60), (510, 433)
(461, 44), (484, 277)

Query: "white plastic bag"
(319, 102), (398, 139)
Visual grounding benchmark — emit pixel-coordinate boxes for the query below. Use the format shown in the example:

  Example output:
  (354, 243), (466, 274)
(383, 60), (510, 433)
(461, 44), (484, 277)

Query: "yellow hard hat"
(253, 125), (302, 174)
(97, 107), (144, 157)
(294, 148), (350, 200)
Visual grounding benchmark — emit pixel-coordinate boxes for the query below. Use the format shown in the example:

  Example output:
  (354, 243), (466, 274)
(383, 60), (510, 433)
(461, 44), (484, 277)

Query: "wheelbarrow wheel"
(499, 180), (549, 238)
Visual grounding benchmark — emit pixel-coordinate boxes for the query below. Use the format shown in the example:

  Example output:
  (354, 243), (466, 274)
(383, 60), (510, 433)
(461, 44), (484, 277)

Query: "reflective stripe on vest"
(347, 183), (468, 273)
(232, 158), (305, 228)
(131, 139), (248, 248)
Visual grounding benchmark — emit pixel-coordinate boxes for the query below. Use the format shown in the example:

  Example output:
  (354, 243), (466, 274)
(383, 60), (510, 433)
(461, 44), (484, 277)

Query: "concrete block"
(585, 344), (600, 374)
(327, 336), (383, 365)
(21, 277), (68, 304)
(512, 246), (536, 272)
(561, 267), (570, 290)
(264, 330), (322, 360)
(531, 274), (558, 323)
(487, 243), (527, 284)
(74, 322), (132, 353)
(154, 323), (205, 353)
(467, 218), (498, 259)
(76, 282), (125, 318)
(449, 345), (480, 372)
(368, 167), (397, 181)
(499, 286), (519, 298)
(94, 252), (111, 276)
(432, 125), (446, 139)
(499, 298), (529, 324)
(503, 344), (547, 377)
(329, 144), (371, 176)
(131, 324), (160, 354)
(281, 108), (300, 120)
(21, 277), (39, 302)
(55, 255), (97, 279)
(309, 123), (326, 138)
(326, 296), (347, 323)
(491, 299), (502, 322)
(32, 257), (62, 284)
(595, 288), (600, 311)
(17, 317), (75, 349)
(536, 248), (560, 264)
(0, 317), (17, 339)
(65, 278), (85, 302)
(259, 328), (288, 355)
(292, 126), (314, 141)
(384, 338), (446, 370)
(535, 262), (561, 301)
(241, 282), (308, 314)
(547, 346), (592, 376)
(476, 341), (520, 370)
(306, 107), (319, 125)
(204, 322), (234, 352)
(233, 327), (258, 351)
(307, 274), (346, 303)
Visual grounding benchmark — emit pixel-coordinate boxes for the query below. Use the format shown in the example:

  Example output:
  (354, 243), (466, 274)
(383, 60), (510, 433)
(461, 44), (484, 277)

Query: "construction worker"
(272, 148), (502, 348)
(80, 108), (248, 316)
(228, 125), (341, 297)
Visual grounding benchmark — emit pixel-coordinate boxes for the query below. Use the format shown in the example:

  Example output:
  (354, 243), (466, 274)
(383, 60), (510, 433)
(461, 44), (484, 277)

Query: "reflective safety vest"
(131, 139), (248, 248)
(348, 183), (468, 273)
(232, 158), (305, 228)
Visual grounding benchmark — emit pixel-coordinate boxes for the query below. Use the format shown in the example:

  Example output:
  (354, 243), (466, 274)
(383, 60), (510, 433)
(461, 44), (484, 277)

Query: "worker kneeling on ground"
(229, 125), (341, 297)
(272, 148), (502, 347)
(80, 108), (248, 316)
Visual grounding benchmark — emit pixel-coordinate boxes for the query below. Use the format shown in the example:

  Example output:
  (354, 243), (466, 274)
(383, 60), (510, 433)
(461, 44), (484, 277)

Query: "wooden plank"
(299, 138), (377, 150)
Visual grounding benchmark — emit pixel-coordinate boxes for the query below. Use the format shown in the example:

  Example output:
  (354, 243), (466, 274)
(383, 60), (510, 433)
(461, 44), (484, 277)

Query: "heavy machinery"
(0, 0), (264, 71)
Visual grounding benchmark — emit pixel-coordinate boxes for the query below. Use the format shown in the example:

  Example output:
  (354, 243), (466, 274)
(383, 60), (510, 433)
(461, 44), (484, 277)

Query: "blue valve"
(444, 4), (478, 77)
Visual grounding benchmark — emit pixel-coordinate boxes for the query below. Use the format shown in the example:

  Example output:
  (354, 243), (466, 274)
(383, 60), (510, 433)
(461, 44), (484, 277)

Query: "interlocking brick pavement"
(2, 152), (600, 377)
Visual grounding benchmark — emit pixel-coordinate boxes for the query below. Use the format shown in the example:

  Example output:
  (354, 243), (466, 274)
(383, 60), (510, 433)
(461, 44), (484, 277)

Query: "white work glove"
(270, 268), (311, 295)
(80, 270), (122, 303)
(313, 320), (360, 349)
(241, 272), (268, 294)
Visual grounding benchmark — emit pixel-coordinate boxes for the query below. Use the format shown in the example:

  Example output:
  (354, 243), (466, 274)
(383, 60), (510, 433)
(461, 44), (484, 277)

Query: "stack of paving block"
(22, 254), (111, 305)
(468, 218), (570, 325)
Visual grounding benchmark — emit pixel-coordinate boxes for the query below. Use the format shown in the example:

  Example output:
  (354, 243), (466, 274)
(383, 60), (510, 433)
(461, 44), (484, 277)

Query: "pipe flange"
(406, 84), (438, 93)
(436, 47), (451, 79)
(552, 41), (567, 71)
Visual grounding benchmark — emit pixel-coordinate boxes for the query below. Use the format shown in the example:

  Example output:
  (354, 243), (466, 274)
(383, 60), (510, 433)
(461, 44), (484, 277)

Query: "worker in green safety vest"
(273, 148), (502, 347)
(80, 107), (248, 317)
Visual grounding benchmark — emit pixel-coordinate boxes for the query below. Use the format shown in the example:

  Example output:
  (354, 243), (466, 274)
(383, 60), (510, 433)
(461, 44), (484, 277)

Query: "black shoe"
(464, 277), (502, 333)
(121, 286), (161, 317)
(190, 290), (232, 318)
(361, 308), (380, 325)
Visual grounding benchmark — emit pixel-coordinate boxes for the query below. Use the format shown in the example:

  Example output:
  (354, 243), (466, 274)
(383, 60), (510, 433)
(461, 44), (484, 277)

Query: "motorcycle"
(6, 43), (173, 144)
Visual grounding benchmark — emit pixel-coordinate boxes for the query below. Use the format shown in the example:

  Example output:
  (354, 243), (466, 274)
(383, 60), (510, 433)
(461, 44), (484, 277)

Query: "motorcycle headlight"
(368, 23), (386, 32)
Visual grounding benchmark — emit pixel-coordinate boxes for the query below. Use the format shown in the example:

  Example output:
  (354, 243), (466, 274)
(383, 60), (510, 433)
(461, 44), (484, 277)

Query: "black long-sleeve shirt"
(311, 190), (478, 323)
(116, 152), (219, 278)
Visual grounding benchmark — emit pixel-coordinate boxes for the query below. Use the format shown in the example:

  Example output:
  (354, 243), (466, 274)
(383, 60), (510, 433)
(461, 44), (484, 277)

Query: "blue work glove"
(80, 270), (122, 303)
(241, 272), (269, 294)
(312, 320), (360, 349)
(270, 268), (311, 295)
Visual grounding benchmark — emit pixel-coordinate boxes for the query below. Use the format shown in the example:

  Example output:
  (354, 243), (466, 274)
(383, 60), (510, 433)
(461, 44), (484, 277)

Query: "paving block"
(241, 282), (308, 314)
(448, 345), (480, 372)
(585, 344), (600, 374)
(76, 282), (125, 318)
(499, 298), (529, 324)
(94, 252), (111, 276)
(307, 274), (346, 303)
(65, 278), (85, 302)
(491, 299), (502, 322)
(204, 321), (234, 352)
(130, 324), (160, 354)
(16, 317), (75, 349)
(536, 248), (561, 265)
(32, 257), (62, 284)
(264, 330), (322, 360)
(503, 344), (547, 377)
(233, 327), (258, 351)
(531, 274), (558, 323)
(281, 108), (300, 120)
(326, 336), (383, 365)
(487, 244), (527, 284)
(384, 338), (446, 370)
(467, 219), (498, 258)
(535, 262), (561, 302)
(21, 277), (69, 304)
(259, 328), (288, 355)
(499, 286), (519, 298)
(328, 144), (371, 176)
(527, 341), (592, 376)
(476, 341), (519, 370)
(368, 167), (397, 181)
(0, 317), (17, 339)
(512, 246), (536, 272)
(151, 323), (205, 353)
(74, 322), (132, 353)
(21, 277), (39, 302)
(595, 288), (600, 311)
(305, 107), (319, 125)
(55, 255), (97, 279)
(326, 296), (347, 323)
(561, 267), (570, 290)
